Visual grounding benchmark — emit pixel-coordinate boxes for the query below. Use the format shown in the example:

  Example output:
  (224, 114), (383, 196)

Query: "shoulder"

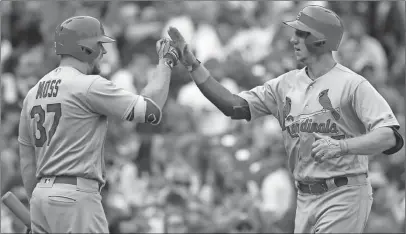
(57, 67), (108, 89)
(334, 64), (366, 84)
(86, 75), (114, 91)
(90, 75), (114, 84)
(263, 69), (301, 88)
(23, 75), (47, 106)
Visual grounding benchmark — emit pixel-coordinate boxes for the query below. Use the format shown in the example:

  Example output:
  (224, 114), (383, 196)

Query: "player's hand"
(156, 38), (179, 69)
(311, 133), (347, 162)
(167, 27), (198, 68)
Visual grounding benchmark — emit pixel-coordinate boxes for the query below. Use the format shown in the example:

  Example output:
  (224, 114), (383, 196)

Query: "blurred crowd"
(1, 1), (405, 233)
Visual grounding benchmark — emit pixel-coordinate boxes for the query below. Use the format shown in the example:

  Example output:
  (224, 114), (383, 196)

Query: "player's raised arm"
(86, 38), (179, 125)
(168, 27), (278, 121)
(139, 38), (179, 109)
(187, 61), (252, 120)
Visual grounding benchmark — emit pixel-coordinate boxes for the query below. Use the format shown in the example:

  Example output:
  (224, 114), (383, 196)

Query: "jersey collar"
(301, 63), (339, 82)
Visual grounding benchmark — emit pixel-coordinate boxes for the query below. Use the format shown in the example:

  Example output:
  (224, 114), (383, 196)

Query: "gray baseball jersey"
(18, 66), (146, 185)
(238, 63), (399, 181)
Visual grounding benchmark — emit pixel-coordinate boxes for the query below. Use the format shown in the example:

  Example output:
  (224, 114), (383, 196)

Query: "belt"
(296, 174), (367, 195)
(42, 176), (102, 192)
(54, 176), (78, 185)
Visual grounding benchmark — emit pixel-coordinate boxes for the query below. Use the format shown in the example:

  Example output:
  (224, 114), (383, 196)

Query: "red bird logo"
(318, 89), (340, 121)
(283, 96), (294, 122)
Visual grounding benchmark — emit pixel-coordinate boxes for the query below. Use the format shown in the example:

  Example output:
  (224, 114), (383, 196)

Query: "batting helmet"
(283, 5), (344, 53)
(54, 16), (115, 64)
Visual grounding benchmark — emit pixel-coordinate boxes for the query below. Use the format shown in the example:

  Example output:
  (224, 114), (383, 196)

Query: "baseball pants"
(294, 174), (373, 233)
(30, 176), (109, 233)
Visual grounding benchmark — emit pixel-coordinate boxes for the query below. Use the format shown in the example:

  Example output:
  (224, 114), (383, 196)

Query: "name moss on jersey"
(35, 79), (62, 99)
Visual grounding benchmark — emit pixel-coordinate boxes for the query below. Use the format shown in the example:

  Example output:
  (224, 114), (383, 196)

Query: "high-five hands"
(156, 38), (179, 69)
(311, 133), (349, 163)
(167, 27), (199, 70)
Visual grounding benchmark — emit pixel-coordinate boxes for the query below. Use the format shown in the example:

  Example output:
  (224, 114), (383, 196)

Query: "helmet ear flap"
(81, 46), (93, 55)
(313, 39), (326, 47)
(304, 35), (328, 54)
(77, 39), (101, 62)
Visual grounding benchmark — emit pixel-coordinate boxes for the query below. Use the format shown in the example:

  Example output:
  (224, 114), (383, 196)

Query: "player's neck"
(305, 54), (336, 80)
(60, 57), (89, 75)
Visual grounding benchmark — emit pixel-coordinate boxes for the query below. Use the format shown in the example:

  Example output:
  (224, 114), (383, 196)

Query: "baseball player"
(168, 5), (404, 233)
(18, 16), (179, 233)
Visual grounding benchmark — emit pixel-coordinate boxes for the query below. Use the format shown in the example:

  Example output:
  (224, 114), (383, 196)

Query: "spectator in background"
(387, 39), (405, 91)
(110, 53), (157, 94)
(368, 2), (405, 67)
(1, 39), (13, 66)
(224, 1), (294, 64)
(118, 2), (162, 65)
(162, 2), (226, 64)
(334, 15), (388, 86)
(177, 59), (240, 136)
(365, 180), (404, 233)
(3, 50), (39, 105)
(161, 2), (194, 49)
(187, 2), (226, 64)
(256, 155), (295, 233)
(110, 67), (138, 94)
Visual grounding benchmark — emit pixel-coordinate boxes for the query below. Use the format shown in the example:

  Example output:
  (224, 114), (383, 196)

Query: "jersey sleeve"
(86, 77), (145, 122)
(18, 97), (33, 146)
(237, 77), (280, 121)
(352, 80), (400, 132)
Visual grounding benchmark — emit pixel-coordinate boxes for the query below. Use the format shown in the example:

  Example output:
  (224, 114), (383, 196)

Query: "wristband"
(162, 47), (179, 69)
(160, 57), (174, 69)
(164, 60), (174, 69)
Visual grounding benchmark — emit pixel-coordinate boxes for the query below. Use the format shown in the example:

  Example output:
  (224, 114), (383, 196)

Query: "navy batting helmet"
(283, 5), (344, 53)
(54, 16), (115, 64)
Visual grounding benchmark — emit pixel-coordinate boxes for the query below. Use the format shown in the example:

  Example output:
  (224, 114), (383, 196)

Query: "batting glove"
(156, 38), (179, 69)
(311, 133), (349, 162)
(167, 27), (200, 71)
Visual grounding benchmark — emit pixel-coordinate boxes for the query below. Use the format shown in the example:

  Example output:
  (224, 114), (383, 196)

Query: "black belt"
(297, 176), (349, 194)
(52, 176), (102, 191)
(54, 176), (78, 185)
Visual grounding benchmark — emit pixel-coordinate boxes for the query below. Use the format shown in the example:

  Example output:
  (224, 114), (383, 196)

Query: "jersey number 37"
(30, 103), (62, 147)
